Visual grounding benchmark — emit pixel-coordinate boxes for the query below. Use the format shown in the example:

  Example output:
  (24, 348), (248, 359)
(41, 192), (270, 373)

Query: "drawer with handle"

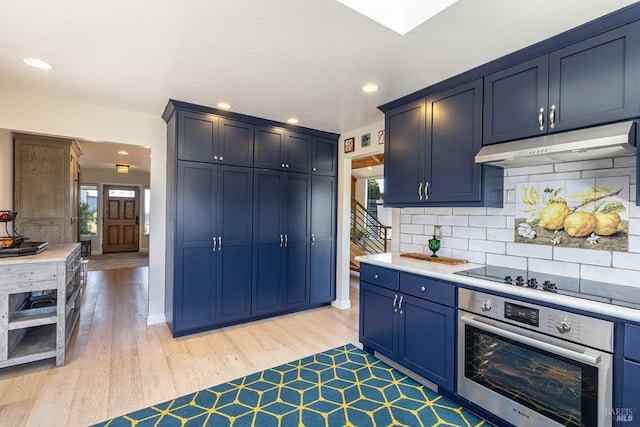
(400, 273), (455, 307)
(359, 264), (399, 291)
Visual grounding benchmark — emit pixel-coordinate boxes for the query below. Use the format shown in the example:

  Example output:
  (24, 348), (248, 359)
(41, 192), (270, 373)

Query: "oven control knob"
(480, 301), (492, 312)
(556, 320), (571, 333)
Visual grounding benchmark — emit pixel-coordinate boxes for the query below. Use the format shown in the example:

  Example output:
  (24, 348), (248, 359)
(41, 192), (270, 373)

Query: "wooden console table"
(0, 243), (81, 368)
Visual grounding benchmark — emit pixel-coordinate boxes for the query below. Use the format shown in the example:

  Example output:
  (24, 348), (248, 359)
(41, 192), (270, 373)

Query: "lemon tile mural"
(515, 177), (629, 251)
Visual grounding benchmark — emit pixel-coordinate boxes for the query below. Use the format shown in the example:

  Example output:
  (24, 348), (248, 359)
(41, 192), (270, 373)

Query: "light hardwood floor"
(0, 267), (360, 427)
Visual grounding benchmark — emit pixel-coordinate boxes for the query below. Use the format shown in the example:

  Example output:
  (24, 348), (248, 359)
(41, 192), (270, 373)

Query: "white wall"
(335, 119), (385, 309)
(0, 89), (167, 325)
(399, 157), (640, 304)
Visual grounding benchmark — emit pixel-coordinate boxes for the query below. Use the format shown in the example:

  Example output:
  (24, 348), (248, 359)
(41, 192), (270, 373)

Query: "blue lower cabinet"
(359, 270), (456, 392)
(621, 359), (640, 426)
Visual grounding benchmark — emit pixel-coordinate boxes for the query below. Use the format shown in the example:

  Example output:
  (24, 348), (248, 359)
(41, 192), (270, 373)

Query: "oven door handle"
(461, 314), (601, 367)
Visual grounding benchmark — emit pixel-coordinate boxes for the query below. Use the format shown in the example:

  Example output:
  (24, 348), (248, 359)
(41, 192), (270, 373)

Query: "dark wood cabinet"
(384, 80), (502, 207)
(359, 264), (456, 392)
(484, 20), (640, 145)
(177, 110), (254, 166)
(254, 125), (311, 173)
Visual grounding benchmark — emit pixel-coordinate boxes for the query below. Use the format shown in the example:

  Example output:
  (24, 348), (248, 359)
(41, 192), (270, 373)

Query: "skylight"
(336, 0), (458, 35)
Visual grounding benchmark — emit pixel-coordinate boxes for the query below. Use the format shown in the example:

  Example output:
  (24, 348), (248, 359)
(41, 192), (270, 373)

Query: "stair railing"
(350, 198), (390, 254)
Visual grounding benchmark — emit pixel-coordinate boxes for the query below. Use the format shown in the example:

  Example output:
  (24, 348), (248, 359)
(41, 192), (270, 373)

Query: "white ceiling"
(1, 0), (637, 171)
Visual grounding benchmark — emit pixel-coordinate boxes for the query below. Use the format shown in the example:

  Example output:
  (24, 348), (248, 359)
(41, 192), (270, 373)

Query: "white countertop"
(356, 253), (640, 324)
(0, 243), (79, 264)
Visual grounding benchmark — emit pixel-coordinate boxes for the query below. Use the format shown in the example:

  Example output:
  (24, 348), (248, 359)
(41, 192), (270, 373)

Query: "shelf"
(3, 324), (57, 367)
(9, 308), (57, 330)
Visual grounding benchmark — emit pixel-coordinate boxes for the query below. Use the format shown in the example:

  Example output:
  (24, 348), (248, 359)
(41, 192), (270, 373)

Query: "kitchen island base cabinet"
(359, 264), (456, 392)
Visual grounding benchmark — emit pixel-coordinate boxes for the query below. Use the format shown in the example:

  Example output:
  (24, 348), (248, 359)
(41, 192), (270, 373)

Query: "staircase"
(350, 198), (390, 271)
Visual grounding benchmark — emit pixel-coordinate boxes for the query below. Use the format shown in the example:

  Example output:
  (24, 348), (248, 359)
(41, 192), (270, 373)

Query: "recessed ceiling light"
(118, 151), (129, 155)
(217, 102), (232, 109)
(23, 57), (54, 70)
(362, 83), (379, 93)
(287, 118), (300, 124)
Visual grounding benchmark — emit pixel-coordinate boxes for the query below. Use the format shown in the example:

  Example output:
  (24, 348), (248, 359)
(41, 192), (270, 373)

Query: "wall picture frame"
(344, 137), (355, 153)
(378, 130), (385, 144)
(361, 133), (371, 147)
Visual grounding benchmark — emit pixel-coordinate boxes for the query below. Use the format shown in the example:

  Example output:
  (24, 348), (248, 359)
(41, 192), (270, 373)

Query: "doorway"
(102, 185), (140, 253)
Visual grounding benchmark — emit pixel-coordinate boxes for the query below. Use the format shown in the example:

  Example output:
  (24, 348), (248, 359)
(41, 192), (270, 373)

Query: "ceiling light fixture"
(287, 118), (300, 124)
(362, 83), (379, 93)
(336, 0), (458, 35)
(116, 164), (130, 174)
(217, 102), (232, 109)
(23, 57), (54, 70)
(117, 150), (129, 155)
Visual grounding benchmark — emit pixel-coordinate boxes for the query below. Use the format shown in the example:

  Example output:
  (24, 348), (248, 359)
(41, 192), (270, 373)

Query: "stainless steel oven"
(457, 288), (614, 427)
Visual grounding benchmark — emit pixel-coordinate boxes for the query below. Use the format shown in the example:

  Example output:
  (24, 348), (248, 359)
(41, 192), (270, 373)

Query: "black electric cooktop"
(454, 265), (640, 309)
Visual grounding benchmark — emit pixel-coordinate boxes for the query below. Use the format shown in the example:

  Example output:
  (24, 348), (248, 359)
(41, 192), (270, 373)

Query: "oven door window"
(464, 324), (598, 427)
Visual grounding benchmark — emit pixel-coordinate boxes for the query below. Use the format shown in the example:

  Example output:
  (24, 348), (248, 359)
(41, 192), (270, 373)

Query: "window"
(144, 188), (150, 235)
(80, 185), (98, 235)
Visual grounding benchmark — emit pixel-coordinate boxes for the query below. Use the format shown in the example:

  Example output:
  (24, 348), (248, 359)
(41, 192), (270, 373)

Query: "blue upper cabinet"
(254, 125), (311, 173)
(312, 136), (338, 176)
(384, 80), (503, 207)
(177, 110), (254, 166)
(484, 20), (640, 145)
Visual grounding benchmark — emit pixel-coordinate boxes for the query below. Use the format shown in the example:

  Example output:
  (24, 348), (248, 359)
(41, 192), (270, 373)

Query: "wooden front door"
(103, 185), (140, 253)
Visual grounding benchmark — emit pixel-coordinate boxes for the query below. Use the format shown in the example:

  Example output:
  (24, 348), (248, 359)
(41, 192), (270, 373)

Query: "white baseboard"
(331, 299), (351, 310)
(147, 312), (166, 325)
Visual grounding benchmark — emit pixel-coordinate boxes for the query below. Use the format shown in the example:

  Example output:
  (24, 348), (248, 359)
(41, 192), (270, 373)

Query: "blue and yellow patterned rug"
(94, 343), (490, 426)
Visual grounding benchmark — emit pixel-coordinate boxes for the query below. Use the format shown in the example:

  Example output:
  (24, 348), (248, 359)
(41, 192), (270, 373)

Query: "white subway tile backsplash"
(453, 227), (486, 240)
(400, 224), (425, 234)
(528, 259), (579, 278)
(469, 239), (505, 254)
(507, 242), (552, 259)
(553, 247), (611, 266)
(396, 160), (639, 287)
(486, 254), (528, 270)
(581, 264), (640, 287)
(469, 215), (507, 228)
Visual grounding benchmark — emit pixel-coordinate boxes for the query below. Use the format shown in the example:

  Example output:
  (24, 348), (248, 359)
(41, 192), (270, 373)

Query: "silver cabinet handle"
(549, 104), (556, 129)
(420, 285), (426, 292)
(212, 238), (217, 251)
(424, 182), (429, 200)
(418, 182), (423, 201)
(281, 163), (286, 168)
(219, 156), (224, 161)
(284, 234), (288, 247)
(280, 234), (284, 247)
(393, 294), (398, 312)
(311, 234), (315, 245)
(538, 107), (545, 131)
(374, 274), (379, 279)
(218, 237), (222, 251)
(214, 155), (219, 160)
(398, 295), (404, 315)
(286, 164), (290, 168)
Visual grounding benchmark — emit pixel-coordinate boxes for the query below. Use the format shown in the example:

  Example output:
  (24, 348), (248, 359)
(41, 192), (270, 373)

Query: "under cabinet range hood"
(475, 121), (636, 167)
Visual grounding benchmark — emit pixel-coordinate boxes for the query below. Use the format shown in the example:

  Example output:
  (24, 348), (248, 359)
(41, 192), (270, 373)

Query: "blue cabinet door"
(216, 166), (253, 324)
(383, 99), (426, 205)
(548, 21), (640, 133)
(218, 118), (254, 167)
(174, 161), (217, 333)
(252, 169), (285, 316)
(285, 131), (311, 173)
(177, 111), (219, 162)
(283, 172), (310, 309)
(312, 136), (337, 176)
(360, 282), (398, 360)
(427, 79), (484, 204)
(254, 125), (285, 170)
(398, 295), (455, 391)
(310, 175), (336, 304)
(621, 359), (640, 426)
(483, 56), (549, 145)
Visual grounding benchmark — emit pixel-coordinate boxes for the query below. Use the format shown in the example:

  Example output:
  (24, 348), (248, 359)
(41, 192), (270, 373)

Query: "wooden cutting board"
(400, 252), (468, 265)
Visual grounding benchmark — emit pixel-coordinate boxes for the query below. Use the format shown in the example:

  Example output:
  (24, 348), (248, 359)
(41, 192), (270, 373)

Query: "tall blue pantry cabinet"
(163, 100), (339, 337)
